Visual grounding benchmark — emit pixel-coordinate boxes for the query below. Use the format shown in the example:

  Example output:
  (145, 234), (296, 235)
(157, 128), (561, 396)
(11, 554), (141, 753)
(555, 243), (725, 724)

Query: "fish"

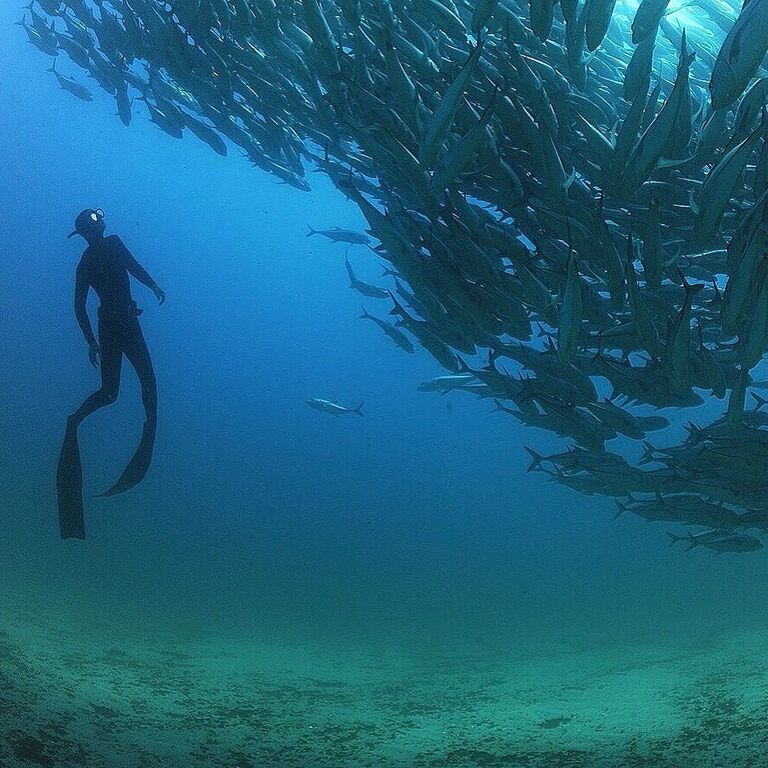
(306, 398), (364, 417)
(418, 43), (483, 168)
(667, 528), (734, 550)
(558, 255), (583, 365)
(184, 112), (228, 156)
(631, 0), (671, 45)
(55, 33), (91, 69)
(710, 0), (768, 111)
(345, 257), (389, 298)
(47, 60), (93, 101)
(306, 226), (370, 245)
(23, 17), (58, 57)
(21, 0), (768, 552)
(360, 307), (415, 353)
(619, 32), (695, 195)
(114, 80), (134, 127)
(692, 119), (767, 243)
(418, 373), (475, 393)
(584, 0), (619, 52)
(689, 533), (763, 553)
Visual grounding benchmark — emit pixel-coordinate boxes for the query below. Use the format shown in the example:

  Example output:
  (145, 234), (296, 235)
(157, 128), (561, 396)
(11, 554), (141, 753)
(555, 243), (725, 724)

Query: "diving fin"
(56, 418), (85, 539)
(99, 421), (155, 497)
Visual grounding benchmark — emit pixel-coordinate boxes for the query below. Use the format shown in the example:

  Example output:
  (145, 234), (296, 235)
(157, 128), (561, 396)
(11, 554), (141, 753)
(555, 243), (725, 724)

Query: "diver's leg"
(56, 417), (84, 538)
(58, 324), (123, 538)
(125, 322), (157, 430)
(68, 332), (123, 426)
(100, 322), (157, 496)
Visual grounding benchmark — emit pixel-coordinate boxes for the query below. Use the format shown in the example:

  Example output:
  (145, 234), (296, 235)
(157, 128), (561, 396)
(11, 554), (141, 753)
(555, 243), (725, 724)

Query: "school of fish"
(20, 0), (768, 553)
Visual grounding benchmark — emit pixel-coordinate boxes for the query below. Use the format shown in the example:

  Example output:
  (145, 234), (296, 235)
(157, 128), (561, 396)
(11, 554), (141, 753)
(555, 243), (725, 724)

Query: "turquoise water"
(4, 1), (768, 765)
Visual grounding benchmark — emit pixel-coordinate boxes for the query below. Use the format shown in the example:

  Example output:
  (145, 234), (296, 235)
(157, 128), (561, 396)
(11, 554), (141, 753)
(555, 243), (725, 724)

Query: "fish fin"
(387, 290), (405, 315)
(609, 120), (618, 149)
(639, 441), (657, 465)
(353, 402), (364, 416)
(677, 266), (704, 294)
(667, 532), (684, 546)
(657, 156), (695, 169)
(665, 1), (695, 16)
(524, 446), (545, 472)
(689, 189), (700, 216)
(306, 224), (317, 236)
(751, 392), (768, 412)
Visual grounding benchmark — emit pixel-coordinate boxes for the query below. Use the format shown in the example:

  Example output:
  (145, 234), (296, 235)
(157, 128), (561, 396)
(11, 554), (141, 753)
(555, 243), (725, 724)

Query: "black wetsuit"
(73, 234), (157, 424)
(57, 234), (158, 539)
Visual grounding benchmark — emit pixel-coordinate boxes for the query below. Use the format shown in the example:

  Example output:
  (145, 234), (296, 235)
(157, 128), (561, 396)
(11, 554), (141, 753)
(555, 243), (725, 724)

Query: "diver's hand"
(88, 341), (101, 368)
(152, 285), (166, 305)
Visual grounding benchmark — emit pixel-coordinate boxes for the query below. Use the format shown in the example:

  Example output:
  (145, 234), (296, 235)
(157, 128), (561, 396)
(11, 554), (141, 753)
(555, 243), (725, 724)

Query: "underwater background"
(5, 1), (768, 766)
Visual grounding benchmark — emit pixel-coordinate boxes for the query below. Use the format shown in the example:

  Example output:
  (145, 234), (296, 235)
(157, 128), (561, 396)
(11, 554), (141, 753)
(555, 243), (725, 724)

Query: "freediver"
(57, 208), (166, 539)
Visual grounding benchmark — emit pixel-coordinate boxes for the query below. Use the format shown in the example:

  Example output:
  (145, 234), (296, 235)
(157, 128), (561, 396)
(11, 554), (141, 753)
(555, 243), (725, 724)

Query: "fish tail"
(667, 532), (680, 547)
(388, 291), (404, 316)
(751, 392), (768, 413)
(306, 224), (317, 237)
(685, 421), (703, 443)
(524, 446), (545, 472)
(666, 531), (688, 547)
(359, 306), (371, 319)
(639, 440), (656, 465)
(353, 402), (364, 417)
(614, 500), (627, 520)
(455, 356), (470, 374)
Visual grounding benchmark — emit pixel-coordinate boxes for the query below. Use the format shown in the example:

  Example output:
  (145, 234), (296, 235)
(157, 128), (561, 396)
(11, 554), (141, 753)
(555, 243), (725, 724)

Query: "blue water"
(4, 3), (768, 766)
(3, 0), (766, 650)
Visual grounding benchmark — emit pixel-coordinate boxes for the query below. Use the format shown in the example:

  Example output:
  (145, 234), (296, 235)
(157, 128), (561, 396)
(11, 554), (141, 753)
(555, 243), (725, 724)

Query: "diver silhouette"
(57, 208), (166, 539)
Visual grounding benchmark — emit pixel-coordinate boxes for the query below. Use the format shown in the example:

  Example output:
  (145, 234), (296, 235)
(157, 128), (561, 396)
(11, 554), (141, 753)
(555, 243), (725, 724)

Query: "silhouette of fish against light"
(306, 399), (364, 417)
(306, 226), (370, 245)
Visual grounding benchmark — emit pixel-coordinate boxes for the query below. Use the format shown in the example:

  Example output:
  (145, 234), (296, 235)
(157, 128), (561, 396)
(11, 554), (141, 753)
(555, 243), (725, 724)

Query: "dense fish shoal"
(20, 0), (768, 550)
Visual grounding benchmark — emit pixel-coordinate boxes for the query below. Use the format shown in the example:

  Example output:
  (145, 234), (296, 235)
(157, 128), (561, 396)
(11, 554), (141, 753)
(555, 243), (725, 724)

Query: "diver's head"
(68, 208), (105, 243)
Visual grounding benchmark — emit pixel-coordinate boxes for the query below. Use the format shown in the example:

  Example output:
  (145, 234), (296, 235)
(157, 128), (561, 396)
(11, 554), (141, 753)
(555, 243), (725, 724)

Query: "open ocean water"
(5, 0), (768, 766)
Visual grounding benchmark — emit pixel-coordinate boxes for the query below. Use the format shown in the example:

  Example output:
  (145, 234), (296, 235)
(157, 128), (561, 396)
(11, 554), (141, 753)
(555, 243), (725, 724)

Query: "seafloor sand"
(2, 603), (767, 768)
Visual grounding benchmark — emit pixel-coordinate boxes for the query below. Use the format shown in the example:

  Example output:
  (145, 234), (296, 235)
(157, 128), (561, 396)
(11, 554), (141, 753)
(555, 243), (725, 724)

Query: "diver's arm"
(74, 267), (95, 346)
(75, 267), (100, 367)
(120, 238), (166, 304)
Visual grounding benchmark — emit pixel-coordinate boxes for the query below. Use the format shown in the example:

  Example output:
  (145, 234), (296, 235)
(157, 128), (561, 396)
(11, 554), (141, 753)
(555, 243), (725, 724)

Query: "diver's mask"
(68, 208), (105, 239)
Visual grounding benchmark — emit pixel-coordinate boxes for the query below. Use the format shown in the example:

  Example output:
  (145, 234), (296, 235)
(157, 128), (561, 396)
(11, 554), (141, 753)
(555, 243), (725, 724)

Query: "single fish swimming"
(306, 225), (370, 245)
(306, 398), (365, 417)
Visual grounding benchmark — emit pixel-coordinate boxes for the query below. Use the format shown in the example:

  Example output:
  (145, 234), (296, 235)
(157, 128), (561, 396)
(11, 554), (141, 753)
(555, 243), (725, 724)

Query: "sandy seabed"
(2, 603), (767, 768)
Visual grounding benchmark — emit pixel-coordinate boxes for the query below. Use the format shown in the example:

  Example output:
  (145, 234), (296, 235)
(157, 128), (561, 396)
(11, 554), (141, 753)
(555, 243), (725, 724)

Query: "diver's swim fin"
(99, 421), (155, 497)
(57, 419), (85, 539)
